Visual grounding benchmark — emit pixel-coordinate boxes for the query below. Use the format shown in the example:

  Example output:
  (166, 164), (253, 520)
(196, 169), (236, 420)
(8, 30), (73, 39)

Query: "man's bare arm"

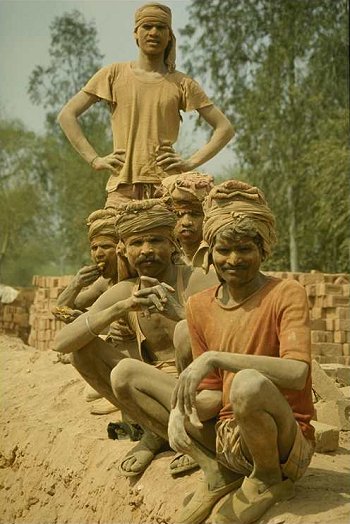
(56, 265), (102, 310)
(57, 91), (125, 172)
(156, 105), (234, 172)
(172, 352), (309, 427)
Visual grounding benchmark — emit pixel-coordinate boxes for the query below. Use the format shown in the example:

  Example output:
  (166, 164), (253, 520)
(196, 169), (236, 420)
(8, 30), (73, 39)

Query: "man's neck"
(134, 51), (168, 74)
(221, 272), (268, 306)
(181, 243), (200, 264)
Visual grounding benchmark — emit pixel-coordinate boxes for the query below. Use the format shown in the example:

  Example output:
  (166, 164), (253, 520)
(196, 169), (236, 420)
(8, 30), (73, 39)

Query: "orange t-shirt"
(186, 276), (315, 441)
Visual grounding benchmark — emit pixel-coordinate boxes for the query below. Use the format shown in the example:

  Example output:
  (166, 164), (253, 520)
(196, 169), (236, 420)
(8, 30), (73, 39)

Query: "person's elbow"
(221, 117), (235, 142)
(292, 361), (309, 390)
(52, 329), (72, 354)
(57, 104), (70, 128)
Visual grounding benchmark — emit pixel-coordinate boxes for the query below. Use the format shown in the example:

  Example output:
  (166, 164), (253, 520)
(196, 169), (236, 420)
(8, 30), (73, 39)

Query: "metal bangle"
(85, 315), (99, 337)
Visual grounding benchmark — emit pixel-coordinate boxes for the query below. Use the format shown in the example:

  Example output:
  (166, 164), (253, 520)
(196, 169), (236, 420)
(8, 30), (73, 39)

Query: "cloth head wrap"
(193, 180), (277, 272)
(87, 209), (118, 242)
(115, 197), (181, 280)
(134, 3), (176, 72)
(162, 172), (214, 211)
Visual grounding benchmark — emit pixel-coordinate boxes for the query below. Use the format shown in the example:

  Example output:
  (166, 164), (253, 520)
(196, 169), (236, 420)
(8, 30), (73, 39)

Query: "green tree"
(28, 10), (112, 272)
(180, 0), (349, 272)
(0, 118), (55, 285)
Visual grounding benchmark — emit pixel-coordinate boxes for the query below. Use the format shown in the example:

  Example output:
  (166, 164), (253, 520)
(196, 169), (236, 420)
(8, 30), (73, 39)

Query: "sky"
(0, 0), (237, 175)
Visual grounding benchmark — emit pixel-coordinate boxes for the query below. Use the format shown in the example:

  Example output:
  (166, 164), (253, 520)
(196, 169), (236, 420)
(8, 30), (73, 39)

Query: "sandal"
(169, 453), (199, 477)
(231, 477), (295, 524)
(175, 477), (243, 524)
(117, 431), (166, 477)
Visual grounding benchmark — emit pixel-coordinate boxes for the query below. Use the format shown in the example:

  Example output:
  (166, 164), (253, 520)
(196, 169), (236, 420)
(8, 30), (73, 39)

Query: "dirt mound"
(0, 334), (349, 524)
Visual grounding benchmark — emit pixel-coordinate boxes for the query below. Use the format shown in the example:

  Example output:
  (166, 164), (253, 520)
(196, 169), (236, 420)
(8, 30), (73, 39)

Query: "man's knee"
(110, 358), (143, 398)
(230, 369), (270, 415)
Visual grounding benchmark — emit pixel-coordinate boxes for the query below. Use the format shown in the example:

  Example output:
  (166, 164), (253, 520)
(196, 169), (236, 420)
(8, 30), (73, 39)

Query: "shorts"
(216, 418), (315, 482)
(105, 183), (161, 209)
(152, 359), (178, 378)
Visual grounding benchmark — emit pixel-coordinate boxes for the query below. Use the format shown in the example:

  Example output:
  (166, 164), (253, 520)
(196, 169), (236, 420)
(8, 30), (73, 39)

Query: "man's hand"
(91, 149), (126, 173)
(171, 352), (216, 427)
(168, 406), (192, 452)
(73, 265), (102, 288)
(156, 145), (194, 173)
(107, 319), (136, 342)
(133, 276), (184, 321)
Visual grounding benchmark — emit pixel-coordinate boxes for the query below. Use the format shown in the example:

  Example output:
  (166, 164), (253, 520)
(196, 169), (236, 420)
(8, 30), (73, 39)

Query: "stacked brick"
(28, 275), (73, 351)
(265, 271), (350, 365)
(0, 288), (35, 343)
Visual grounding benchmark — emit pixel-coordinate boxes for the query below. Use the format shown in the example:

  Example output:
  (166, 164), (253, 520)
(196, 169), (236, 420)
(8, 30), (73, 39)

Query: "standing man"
(57, 3), (234, 208)
(162, 171), (214, 265)
(109, 180), (315, 524)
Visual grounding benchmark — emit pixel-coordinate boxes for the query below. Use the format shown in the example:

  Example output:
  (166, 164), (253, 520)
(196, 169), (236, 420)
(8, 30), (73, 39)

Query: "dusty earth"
(0, 334), (349, 524)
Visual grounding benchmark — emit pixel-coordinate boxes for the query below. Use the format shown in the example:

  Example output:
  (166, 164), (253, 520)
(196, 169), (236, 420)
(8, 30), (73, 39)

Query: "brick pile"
(0, 288), (35, 343)
(28, 275), (73, 351)
(265, 271), (350, 365)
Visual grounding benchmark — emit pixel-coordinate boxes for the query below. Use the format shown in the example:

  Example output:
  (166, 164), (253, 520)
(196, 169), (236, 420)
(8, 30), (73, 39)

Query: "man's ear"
(133, 29), (139, 47)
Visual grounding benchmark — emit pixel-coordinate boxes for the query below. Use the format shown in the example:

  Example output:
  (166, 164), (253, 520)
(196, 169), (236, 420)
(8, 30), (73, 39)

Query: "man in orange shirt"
(110, 180), (315, 524)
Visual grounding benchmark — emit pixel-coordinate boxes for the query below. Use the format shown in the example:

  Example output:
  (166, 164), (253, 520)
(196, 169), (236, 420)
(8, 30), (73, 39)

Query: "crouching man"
(109, 180), (315, 524)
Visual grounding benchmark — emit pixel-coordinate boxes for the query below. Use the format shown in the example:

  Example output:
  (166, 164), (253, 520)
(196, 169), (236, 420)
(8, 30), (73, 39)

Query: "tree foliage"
(0, 118), (56, 285)
(181, 0), (349, 272)
(26, 11), (112, 275)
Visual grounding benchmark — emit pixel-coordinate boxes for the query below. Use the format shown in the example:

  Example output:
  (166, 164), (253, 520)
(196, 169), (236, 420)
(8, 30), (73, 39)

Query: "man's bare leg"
(230, 369), (297, 486)
(71, 337), (139, 407)
(217, 369), (298, 524)
(111, 359), (241, 488)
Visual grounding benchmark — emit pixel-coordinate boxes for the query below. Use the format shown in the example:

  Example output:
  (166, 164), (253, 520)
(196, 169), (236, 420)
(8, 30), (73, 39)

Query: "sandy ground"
(0, 334), (349, 524)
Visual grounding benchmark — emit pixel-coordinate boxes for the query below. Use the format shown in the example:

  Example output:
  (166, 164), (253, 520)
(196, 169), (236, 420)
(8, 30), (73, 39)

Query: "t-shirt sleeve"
(186, 297), (222, 391)
(82, 64), (116, 103)
(180, 77), (213, 112)
(277, 281), (311, 364)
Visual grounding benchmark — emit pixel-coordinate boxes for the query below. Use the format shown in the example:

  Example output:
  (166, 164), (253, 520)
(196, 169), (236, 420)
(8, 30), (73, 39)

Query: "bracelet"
(89, 155), (99, 167)
(85, 315), (99, 337)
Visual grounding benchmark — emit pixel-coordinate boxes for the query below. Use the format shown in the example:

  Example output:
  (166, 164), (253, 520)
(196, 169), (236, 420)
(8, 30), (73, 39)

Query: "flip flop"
(231, 477), (295, 524)
(117, 431), (165, 478)
(175, 476), (243, 524)
(169, 453), (199, 477)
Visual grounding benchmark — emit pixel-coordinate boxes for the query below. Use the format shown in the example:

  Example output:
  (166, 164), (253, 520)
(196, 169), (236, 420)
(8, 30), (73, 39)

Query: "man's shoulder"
(187, 284), (218, 305)
(168, 69), (197, 84)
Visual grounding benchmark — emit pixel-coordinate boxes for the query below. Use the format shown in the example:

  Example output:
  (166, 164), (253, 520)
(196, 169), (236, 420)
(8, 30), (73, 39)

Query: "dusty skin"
(0, 334), (349, 524)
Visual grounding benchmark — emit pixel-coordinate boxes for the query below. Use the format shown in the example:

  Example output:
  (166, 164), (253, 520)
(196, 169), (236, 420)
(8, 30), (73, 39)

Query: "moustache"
(136, 255), (160, 264)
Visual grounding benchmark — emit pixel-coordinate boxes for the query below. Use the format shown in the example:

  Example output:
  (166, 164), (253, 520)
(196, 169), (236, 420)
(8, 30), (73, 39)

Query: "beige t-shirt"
(83, 62), (213, 190)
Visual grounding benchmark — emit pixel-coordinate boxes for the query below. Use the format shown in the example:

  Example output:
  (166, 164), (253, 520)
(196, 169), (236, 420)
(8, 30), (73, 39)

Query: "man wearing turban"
(54, 197), (218, 477)
(54, 208), (119, 322)
(53, 208), (134, 415)
(162, 171), (214, 264)
(108, 180), (315, 524)
(57, 3), (234, 209)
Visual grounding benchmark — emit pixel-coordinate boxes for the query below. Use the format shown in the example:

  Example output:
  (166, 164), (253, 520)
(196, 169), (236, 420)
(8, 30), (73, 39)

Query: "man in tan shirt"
(57, 3), (234, 209)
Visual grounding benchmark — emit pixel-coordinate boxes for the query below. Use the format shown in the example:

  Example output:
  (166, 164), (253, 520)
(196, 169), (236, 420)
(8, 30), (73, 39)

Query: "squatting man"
(109, 180), (315, 524)
(54, 198), (218, 478)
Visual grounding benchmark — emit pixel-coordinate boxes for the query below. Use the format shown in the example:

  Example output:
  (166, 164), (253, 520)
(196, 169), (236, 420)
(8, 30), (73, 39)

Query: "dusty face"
(134, 22), (171, 56)
(174, 210), (204, 249)
(212, 233), (262, 289)
(124, 233), (174, 279)
(90, 235), (117, 279)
